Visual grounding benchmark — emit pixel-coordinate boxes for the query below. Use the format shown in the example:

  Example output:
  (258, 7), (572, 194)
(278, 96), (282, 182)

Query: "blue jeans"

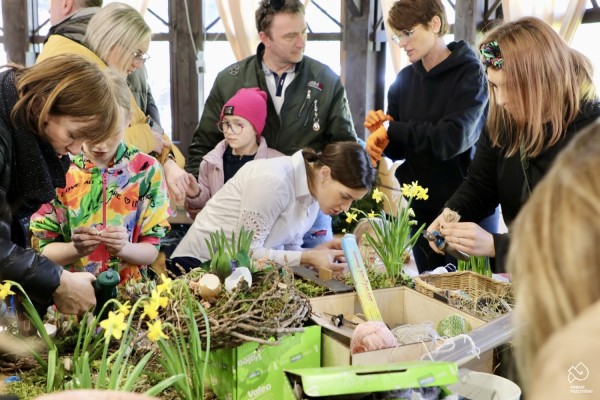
(301, 211), (333, 248)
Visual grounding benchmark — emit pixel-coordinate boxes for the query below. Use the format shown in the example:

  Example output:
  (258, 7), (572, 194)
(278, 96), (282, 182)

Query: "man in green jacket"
(186, 0), (357, 173)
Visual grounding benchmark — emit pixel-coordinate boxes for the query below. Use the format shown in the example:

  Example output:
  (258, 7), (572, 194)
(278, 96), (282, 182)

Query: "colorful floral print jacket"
(30, 143), (170, 284)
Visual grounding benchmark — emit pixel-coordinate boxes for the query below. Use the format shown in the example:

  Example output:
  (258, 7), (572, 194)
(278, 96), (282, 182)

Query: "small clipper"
(422, 230), (470, 261)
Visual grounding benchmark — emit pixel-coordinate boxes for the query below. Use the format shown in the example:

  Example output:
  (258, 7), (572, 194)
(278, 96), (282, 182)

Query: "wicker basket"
(414, 271), (513, 321)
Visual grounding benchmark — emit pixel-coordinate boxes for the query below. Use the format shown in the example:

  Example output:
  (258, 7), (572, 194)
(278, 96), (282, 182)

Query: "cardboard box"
(207, 325), (321, 400)
(285, 361), (459, 399)
(310, 287), (493, 372)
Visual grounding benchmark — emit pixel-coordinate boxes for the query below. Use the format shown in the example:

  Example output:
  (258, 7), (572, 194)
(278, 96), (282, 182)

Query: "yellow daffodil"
(151, 289), (169, 309)
(416, 186), (429, 200)
(0, 282), (15, 300)
(367, 210), (377, 218)
(147, 320), (169, 342)
(372, 188), (384, 203)
(345, 211), (358, 224)
(99, 311), (127, 340)
(342, 228), (347, 233)
(156, 274), (173, 295)
(117, 301), (131, 317)
(141, 300), (159, 320)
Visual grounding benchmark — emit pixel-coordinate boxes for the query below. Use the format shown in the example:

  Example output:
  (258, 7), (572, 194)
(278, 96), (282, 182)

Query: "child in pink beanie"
(184, 88), (283, 218)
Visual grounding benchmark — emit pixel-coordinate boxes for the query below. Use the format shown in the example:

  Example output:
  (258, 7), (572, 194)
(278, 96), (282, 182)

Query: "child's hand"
(72, 226), (102, 257)
(100, 226), (129, 256)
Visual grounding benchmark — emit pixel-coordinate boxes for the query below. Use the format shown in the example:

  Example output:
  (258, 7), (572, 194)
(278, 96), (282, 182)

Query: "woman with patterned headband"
(426, 17), (600, 272)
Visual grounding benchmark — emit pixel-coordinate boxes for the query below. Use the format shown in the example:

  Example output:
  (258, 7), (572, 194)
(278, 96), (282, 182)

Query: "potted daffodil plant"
(344, 181), (429, 287)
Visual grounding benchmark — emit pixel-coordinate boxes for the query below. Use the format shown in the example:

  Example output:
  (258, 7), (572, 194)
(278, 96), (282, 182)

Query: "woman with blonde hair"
(508, 121), (600, 398)
(426, 17), (600, 271)
(37, 2), (198, 204)
(0, 55), (130, 316)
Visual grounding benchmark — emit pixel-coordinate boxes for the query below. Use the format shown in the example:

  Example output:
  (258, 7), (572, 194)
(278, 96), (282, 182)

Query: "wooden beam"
(583, 7), (600, 23)
(169, 0), (201, 158)
(1, 0), (28, 65)
(342, 0), (379, 139)
(345, 0), (362, 17)
(454, 0), (483, 46)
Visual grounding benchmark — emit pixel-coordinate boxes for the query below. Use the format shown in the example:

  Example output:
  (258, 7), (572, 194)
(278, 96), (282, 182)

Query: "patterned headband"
(480, 41), (504, 69)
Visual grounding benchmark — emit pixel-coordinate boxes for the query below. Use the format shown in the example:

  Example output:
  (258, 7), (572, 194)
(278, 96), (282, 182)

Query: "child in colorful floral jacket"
(30, 108), (170, 285)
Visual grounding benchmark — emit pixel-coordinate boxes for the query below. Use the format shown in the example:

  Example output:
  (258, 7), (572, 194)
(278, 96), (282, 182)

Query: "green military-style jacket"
(186, 44), (357, 174)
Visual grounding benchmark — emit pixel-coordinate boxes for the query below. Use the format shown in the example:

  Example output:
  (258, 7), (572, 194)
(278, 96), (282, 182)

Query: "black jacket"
(0, 70), (66, 306)
(385, 40), (489, 219)
(446, 101), (600, 270)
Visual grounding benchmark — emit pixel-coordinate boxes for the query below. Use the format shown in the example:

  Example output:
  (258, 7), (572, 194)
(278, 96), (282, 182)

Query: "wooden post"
(169, 0), (202, 159)
(1, 0), (28, 65)
(454, 0), (484, 46)
(342, 0), (381, 140)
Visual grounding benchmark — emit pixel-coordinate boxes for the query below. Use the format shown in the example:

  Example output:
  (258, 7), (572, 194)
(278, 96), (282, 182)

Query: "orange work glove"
(365, 125), (389, 167)
(364, 110), (393, 133)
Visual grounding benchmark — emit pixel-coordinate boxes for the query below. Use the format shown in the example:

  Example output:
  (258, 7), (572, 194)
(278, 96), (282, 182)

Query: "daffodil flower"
(368, 210), (377, 218)
(147, 319), (169, 342)
(372, 188), (384, 203)
(151, 289), (169, 309)
(156, 274), (173, 295)
(342, 228), (347, 233)
(0, 282), (15, 300)
(99, 311), (127, 340)
(141, 300), (159, 320)
(117, 301), (131, 317)
(345, 211), (358, 224)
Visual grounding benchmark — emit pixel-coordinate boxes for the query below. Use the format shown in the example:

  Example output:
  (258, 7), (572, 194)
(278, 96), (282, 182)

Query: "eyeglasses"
(132, 51), (151, 63)
(217, 121), (246, 135)
(391, 28), (416, 45)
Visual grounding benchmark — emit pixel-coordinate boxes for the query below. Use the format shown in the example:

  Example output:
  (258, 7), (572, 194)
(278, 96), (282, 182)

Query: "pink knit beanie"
(220, 88), (268, 135)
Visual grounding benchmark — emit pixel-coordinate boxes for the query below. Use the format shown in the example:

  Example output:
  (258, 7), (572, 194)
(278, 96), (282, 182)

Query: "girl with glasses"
(185, 88), (283, 219)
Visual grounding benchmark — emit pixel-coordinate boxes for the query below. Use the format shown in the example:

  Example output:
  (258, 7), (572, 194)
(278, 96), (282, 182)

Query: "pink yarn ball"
(350, 321), (400, 354)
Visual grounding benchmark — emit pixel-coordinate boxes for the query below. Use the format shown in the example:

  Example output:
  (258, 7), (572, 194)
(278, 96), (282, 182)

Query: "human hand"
(425, 212), (447, 255)
(439, 221), (495, 257)
(304, 249), (348, 277)
(365, 125), (390, 167)
(53, 270), (96, 316)
(185, 173), (201, 198)
(164, 159), (191, 204)
(72, 226), (103, 257)
(364, 110), (393, 133)
(315, 238), (342, 250)
(100, 226), (129, 257)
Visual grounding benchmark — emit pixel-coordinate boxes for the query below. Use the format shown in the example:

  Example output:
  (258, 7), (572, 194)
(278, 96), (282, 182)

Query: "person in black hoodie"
(364, 0), (492, 272)
(426, 17), (600, 272)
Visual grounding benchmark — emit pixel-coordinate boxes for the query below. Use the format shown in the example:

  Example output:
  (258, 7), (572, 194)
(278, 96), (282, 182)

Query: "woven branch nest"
(123, 266), (312, 350)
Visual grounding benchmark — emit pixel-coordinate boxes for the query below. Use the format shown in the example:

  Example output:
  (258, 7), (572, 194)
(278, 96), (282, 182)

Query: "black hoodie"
(385, 40), (489, 219)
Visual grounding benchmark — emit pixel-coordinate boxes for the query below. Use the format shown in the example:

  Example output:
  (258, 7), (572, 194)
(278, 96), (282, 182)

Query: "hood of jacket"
(412, 40), (480, 79)
(46, 7), (100, 45)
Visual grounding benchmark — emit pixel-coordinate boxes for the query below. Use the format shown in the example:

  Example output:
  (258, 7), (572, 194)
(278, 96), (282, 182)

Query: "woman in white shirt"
(171, 141), (376, 274)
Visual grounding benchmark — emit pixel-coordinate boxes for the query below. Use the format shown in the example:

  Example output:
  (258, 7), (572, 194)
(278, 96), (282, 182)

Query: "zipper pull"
(297, 89), (311, 117)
